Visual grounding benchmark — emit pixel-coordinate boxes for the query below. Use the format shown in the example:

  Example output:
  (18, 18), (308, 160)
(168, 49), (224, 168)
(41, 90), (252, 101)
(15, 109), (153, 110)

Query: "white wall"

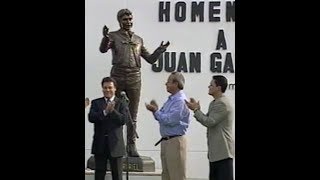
(85, 0), (235, 178)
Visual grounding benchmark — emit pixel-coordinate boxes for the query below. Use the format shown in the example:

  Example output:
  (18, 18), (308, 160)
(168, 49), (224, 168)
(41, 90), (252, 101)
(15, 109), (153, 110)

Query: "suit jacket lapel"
(113, 97), (121, 110)
(98, 97), (107, 110)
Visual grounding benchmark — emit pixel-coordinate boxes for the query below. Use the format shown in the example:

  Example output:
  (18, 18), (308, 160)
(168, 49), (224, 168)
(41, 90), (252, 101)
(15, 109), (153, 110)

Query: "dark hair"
(171, 72), (185, 90)
(101, 77), (117, 87)
(117, 9), (132, 22)
(213, 75), (228, 93)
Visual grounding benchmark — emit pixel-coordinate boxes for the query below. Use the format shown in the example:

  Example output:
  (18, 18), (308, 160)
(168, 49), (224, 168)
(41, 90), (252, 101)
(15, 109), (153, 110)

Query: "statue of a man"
(99, 9), (170, 157)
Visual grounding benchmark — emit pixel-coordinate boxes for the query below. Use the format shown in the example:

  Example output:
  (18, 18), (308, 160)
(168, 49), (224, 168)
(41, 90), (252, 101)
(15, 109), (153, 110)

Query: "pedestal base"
(87, 155), (155, 172)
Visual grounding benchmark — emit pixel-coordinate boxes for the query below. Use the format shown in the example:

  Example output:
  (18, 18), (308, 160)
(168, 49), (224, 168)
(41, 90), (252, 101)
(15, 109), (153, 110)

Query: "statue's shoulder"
(108, 30), (118, 36)
(133, 33), (142, 40)
(131, 34), (143, 44)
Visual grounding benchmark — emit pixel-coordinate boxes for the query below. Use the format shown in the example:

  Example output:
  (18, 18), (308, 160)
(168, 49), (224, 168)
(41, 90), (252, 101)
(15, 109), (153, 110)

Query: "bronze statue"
(99, 9), (170, 157)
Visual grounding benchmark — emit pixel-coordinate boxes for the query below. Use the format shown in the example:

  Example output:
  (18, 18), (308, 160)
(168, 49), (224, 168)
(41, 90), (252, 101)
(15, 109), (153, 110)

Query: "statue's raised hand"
(160, 41), (170, 48)
(103, 25), (109, 37)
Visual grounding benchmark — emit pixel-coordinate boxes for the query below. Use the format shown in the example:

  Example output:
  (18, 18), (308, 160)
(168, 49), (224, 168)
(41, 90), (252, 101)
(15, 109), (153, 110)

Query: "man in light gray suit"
(185, 75), (234, 180)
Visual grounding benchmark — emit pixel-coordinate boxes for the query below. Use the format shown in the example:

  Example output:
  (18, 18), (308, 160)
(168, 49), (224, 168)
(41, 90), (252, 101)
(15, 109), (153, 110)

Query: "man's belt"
(154, 135), (182, 146)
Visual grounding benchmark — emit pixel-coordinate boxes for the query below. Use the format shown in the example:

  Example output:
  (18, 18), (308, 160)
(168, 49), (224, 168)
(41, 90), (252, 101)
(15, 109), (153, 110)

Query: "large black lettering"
(191, 1), (204, 22)
(152, 52), (202, 73)
(209, 1), (220, 22)
(216, 29), (227, 50)
(226, 1), (235, 22)
(152, 54), (164, 72)
(177, 52), (188, 72)
(210, 52), (235, 73)
(223, 52), (234, 73)
(175, 2), (186, 22)
(210, 53), (222, 72)
(190, 52), (201, 72)
(159, 1), (170, 22)
(165, 52), (176, 72)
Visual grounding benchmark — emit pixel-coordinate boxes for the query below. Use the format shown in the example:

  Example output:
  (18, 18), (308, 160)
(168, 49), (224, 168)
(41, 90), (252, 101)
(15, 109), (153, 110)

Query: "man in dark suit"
(89, 77), (128, 180)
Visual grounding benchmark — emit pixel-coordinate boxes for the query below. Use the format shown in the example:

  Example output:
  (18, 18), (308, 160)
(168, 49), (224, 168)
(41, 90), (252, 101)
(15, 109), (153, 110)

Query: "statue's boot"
(127, 143), (140, 157)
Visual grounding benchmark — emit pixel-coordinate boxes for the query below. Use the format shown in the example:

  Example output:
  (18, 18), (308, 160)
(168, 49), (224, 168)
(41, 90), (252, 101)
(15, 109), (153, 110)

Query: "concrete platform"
(85, 169), (207, 180)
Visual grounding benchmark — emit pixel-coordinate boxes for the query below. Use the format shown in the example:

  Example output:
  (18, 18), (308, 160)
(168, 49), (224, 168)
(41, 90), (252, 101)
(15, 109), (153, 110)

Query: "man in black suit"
(89, 77), (128, 180)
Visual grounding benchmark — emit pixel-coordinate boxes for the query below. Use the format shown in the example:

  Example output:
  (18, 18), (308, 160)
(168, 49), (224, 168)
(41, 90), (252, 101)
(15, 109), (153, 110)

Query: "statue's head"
(117, 9), (133, 31)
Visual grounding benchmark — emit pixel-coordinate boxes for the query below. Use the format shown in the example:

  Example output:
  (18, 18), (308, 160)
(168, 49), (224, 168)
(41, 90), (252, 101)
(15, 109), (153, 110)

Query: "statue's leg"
(125, 75), (141, 157)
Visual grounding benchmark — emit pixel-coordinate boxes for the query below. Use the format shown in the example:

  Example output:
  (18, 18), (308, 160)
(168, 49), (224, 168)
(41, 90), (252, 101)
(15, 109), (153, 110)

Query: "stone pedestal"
(87, 155), (155, 172)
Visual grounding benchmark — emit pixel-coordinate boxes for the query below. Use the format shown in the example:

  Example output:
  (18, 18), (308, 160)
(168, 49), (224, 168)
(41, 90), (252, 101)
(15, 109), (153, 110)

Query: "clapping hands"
(145, 99), (158, 113)
(185, 98), (200, 111)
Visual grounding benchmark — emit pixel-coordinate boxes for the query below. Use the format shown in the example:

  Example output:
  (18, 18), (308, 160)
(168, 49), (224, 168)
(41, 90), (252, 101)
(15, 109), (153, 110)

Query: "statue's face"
(120, 14), (133, 31)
